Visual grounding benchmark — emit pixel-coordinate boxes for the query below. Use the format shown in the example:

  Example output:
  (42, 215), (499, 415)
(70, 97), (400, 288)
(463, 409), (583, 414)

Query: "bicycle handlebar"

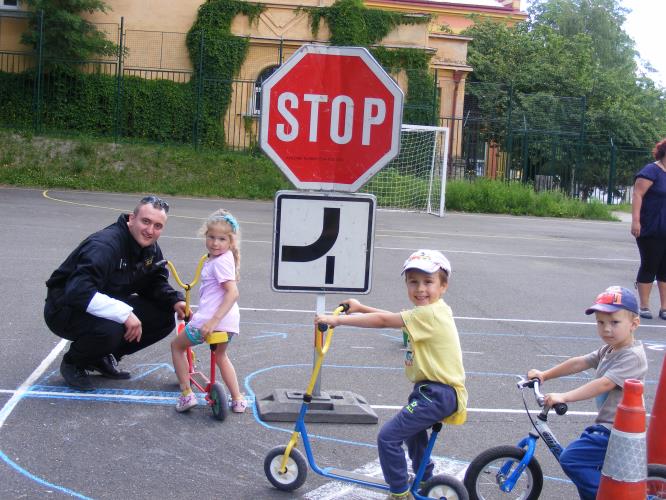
(518, 377), (568, 415)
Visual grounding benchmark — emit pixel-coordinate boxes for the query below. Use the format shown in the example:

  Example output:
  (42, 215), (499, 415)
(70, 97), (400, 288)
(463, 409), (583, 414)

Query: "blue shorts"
(184, 324), (234, 345)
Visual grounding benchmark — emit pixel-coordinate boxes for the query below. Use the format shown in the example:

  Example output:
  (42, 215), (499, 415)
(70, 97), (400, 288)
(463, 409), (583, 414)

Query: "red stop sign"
(260, 45), (404, 192)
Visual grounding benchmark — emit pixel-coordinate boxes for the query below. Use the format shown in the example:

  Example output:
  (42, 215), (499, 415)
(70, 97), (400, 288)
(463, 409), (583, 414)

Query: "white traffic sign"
(272, 191), (375, 292)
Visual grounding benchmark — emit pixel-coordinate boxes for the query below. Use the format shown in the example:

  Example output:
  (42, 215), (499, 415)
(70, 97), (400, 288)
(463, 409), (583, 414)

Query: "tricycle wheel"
(420, 474), (468, 499)
(264, 445), (307, 491)
(209, 382), (228, 421)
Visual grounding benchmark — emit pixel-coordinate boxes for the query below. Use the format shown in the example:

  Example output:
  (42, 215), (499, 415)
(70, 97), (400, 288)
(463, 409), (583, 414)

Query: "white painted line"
(161, 236), (639, 264)
(456, 316), (666, 329)
(371, 405), (599, 416)
(0, 387), (603, 417)
(0, 339), (68, 429)
(463, 351), (483, 355)
(537, 354), (571, 358)
(375, 245), (636, 263)
(0, 388), (175, 401)
(240, 309), (666, 329)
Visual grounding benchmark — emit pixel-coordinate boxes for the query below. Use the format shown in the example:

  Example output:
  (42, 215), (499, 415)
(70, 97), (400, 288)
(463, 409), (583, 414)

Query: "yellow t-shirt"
(400, 299), (467, 425)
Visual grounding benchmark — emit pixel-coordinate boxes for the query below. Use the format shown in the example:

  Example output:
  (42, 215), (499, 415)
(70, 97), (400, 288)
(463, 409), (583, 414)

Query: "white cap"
(401, 249), (451, 277)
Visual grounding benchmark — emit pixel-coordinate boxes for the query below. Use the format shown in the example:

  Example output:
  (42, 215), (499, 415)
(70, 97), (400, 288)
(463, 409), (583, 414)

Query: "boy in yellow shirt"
(316, 249), (467, 499)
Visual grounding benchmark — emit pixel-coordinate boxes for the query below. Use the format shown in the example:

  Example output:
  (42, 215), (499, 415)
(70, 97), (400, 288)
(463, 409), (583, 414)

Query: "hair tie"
(222, 214), (239, 233)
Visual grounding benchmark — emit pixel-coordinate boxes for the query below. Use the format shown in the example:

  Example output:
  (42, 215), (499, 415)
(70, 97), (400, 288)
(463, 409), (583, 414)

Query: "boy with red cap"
(316, 249), (467, 500)
(528, 285), (647, 500)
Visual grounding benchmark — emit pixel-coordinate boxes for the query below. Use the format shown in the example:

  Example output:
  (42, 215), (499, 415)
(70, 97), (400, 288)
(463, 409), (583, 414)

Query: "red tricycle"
(166, 255), (229, 421)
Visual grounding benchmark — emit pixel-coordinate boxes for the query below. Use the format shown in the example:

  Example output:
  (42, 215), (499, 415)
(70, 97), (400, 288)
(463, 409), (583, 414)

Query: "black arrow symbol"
(281, 207), (340, 284)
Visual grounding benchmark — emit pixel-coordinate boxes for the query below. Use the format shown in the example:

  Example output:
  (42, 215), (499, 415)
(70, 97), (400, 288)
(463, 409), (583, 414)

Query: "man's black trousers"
(44, 293), (175, 367)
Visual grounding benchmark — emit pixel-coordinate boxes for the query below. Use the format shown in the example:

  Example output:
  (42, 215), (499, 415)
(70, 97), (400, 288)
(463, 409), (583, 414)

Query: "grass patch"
(0, 130), (290, 199)
(446, 178), (617, 220)
(0, 129), (619, 221)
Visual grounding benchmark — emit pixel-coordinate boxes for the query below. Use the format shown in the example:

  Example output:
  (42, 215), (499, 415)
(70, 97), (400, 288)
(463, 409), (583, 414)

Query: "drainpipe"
(448, 70), (463, 171)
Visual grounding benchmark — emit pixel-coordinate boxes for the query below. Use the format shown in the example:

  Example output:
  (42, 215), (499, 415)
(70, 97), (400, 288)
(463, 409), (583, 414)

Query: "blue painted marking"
(130, 363), (175, 380)
(1, 446), (93, 499)
(244, 363), (377, 448)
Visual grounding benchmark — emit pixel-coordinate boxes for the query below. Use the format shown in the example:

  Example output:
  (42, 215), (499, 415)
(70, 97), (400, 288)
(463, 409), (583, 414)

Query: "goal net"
(360, 124), (449, 216)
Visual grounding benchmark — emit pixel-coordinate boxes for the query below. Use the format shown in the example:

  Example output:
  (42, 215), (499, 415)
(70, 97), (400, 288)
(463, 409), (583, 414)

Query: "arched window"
(253, 65), (279, 115)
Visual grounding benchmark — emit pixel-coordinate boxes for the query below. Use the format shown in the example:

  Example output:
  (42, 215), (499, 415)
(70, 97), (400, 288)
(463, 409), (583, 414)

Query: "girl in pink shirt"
(171, 209), (246, 413)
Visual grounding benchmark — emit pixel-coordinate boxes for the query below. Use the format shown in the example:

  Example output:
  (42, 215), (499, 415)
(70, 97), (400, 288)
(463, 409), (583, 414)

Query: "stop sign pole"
(257, 45), (403, 424)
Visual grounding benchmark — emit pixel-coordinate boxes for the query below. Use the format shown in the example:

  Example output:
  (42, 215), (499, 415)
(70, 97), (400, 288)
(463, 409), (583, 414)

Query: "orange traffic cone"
(648, 356), (666, 465)
(597, 379), (647, 499)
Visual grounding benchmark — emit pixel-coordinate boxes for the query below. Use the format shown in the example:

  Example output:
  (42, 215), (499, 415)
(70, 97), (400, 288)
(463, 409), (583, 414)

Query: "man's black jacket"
(45, 214), (184, 314)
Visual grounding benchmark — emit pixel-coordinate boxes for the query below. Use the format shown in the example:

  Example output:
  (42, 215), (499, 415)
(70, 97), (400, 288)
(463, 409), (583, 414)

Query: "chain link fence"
(0, 11), (651, 203)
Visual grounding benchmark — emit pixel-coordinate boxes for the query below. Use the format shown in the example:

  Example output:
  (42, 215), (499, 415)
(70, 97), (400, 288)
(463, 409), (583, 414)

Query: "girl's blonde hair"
(199, 208), (240, 281)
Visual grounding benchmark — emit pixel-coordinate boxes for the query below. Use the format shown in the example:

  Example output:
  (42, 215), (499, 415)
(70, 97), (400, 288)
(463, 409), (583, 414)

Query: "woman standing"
(631, 138), (666, 319)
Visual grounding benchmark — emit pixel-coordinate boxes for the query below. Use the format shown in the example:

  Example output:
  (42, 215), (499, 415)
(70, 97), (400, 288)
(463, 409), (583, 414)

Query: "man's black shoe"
(86, 354), (131, 380)
(60, 358), (94, 391)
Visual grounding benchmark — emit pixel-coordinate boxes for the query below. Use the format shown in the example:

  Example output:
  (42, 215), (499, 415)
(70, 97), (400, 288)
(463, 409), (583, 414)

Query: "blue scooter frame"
(263, 304), (468, 499)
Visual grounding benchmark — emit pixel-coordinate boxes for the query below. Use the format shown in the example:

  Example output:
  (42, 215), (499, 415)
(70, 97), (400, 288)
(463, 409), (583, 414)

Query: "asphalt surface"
(0, 186), (664, 499)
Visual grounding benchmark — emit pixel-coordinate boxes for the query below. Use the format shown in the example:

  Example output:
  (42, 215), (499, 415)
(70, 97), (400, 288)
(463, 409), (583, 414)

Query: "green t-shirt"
(401, 299), (467, 425)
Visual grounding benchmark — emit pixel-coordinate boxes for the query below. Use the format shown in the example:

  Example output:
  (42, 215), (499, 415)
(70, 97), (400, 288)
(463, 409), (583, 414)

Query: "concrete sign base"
(256, 389), (378, 424)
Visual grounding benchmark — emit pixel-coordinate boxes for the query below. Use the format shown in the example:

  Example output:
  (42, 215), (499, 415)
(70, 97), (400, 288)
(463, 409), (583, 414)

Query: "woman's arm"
(632, 177), (653, 238)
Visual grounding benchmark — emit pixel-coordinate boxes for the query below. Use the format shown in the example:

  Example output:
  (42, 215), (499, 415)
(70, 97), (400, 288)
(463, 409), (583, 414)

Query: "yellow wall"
(5, 0), (526, 148)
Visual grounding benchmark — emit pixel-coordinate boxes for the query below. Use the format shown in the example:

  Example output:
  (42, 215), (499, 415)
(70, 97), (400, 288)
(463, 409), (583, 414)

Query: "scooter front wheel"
(420, 474), (469, 499)
(209, 382), (228, 421)
(264, 445), (307, 491)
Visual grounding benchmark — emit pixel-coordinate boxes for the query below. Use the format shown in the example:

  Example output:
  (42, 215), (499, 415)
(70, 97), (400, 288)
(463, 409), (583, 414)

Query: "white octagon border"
(259, 44), (404, 192)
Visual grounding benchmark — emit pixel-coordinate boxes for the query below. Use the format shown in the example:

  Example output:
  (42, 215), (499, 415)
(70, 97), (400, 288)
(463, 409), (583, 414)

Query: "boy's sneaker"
(175, 392), (198, 412)
(231, 398), (247, 413)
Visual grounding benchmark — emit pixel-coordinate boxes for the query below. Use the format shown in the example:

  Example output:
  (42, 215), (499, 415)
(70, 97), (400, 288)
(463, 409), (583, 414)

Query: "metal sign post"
(256, 44), (403, 424)
(255, 192), (378, 423)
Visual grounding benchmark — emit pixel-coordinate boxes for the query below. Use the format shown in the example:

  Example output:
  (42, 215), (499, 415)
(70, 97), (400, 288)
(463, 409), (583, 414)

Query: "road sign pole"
(257, 45), (401, 425)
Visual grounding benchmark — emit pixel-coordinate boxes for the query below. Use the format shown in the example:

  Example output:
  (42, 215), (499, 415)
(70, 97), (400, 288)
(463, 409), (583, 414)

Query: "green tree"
(22, 0), (118, 71)
(462, 0), (666, 193)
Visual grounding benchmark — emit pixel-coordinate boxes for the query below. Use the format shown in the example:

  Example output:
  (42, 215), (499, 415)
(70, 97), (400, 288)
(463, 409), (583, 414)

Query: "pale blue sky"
(621, 0), (665, 86)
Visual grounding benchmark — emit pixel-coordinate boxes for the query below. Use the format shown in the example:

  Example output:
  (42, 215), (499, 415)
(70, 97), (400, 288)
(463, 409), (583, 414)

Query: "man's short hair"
(134, 195), (169, 215)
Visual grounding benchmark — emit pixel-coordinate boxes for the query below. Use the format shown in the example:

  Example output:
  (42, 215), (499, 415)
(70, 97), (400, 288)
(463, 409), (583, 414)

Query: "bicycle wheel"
(464, 445), (543, 500)
(209, 382), (228, 421)
(421, 474), (469, 499)
(264, 445), (307, 491)
(648, 463), (666, 500)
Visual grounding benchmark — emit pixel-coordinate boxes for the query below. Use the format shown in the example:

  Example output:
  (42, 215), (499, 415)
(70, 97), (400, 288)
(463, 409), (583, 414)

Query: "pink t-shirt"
(190, 251), (240, 334)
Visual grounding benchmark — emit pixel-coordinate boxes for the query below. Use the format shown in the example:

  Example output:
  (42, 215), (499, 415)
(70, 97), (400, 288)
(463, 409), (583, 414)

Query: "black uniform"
(44, 214), (184, 367)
